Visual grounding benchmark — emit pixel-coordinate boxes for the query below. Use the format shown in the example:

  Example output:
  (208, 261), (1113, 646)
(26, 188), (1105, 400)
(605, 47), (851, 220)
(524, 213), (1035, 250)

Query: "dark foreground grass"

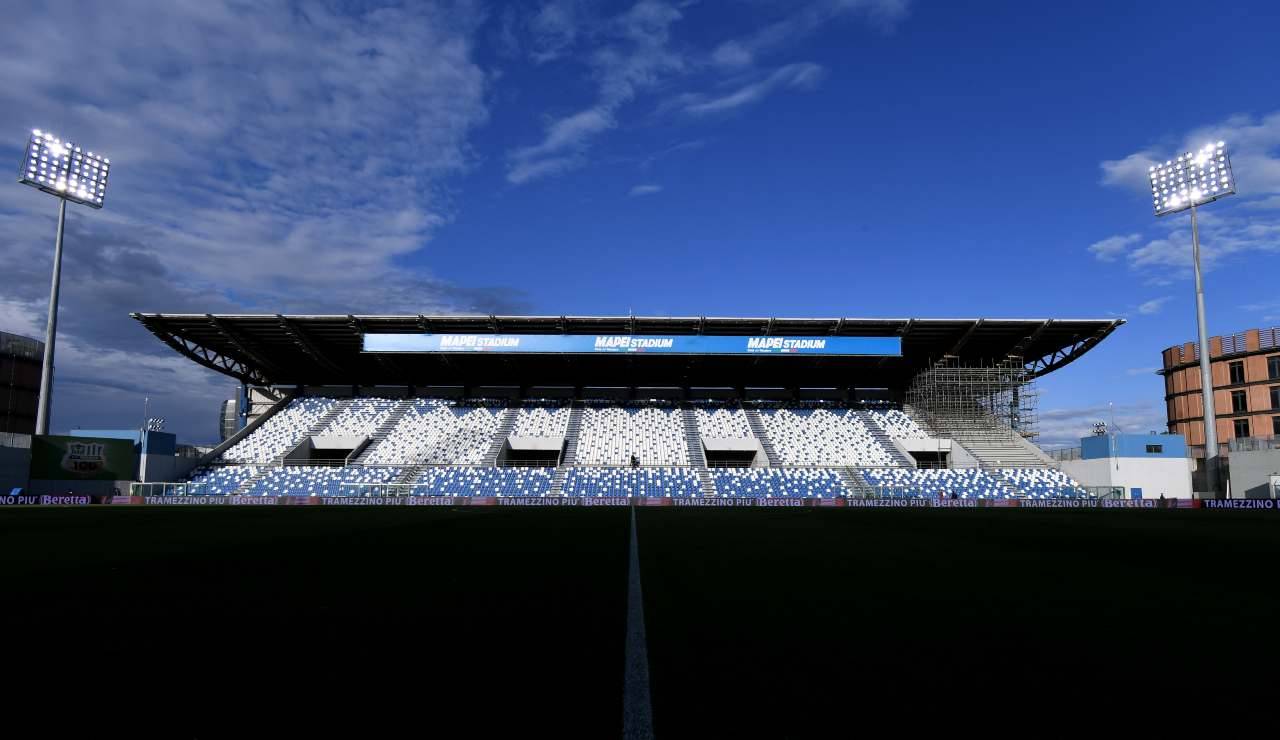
(4, 506), (1279, 735)
(637, 508), (1280, 737)
(1, 506), (629, 735)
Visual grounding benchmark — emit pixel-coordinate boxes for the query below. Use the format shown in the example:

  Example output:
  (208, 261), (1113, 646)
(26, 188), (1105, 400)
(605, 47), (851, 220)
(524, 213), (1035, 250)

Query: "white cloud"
(505, 1), (683, 184)
(1037, 402), (1167, 448)
(505, 0), (909, 184)
(679, 63), (826, 117)
(1088, 233), (1141, 262)
(0, 2), (518, 442)
(629, 184), (663, 196)
(1137, 297), (1171, 315)
(709, 0), (911, 70)
(1094, 110), (1280, 281)
(529, 0), (584, 63)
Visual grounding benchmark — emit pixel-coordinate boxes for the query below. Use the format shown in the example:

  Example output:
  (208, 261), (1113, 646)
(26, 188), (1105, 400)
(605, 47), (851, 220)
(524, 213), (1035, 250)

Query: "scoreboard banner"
(362, 333), (902, 357)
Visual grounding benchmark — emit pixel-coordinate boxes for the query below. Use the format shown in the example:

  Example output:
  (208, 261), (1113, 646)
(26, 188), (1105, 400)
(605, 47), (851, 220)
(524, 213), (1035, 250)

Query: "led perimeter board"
(363, 333), (903, 357)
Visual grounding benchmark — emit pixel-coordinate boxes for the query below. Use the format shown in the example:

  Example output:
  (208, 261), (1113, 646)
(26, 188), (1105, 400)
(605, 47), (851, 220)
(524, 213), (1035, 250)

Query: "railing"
(1047, 447), (1083, 462)
(1228, 435), (1280, 452)
(131, 482), (210, 496)
(0, 432), (32, 449)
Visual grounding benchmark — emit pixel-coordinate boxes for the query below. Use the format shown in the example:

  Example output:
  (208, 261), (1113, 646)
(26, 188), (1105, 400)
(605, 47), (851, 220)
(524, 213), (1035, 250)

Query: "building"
(1058, 433), (1193, 499)
(1160, 326), (1280, 458)
(1, 331), (42, 436)
(132, 313), (1122, 499)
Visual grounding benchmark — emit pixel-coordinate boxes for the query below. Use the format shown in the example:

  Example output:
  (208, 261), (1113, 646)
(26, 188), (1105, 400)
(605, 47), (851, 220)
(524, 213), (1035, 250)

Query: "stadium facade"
(132, 313), (1125, 501)
(1161, 325), (1280, 455)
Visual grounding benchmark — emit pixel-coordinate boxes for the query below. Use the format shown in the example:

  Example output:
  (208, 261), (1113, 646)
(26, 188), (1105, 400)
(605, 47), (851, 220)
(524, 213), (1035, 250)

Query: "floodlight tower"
(1148, 141), (1235, 497)
(16, 129), (112, 435)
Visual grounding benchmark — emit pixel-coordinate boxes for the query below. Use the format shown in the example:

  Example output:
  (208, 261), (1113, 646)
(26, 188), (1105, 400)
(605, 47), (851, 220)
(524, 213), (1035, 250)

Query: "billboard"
(363, 333), (901, 357)
(29, 435), (135, 481)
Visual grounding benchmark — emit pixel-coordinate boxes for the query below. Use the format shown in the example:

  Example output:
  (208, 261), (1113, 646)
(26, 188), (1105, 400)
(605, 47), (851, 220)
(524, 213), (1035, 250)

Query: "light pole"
(1148, 141), (1235, 498)
(17, 129), (113, 435)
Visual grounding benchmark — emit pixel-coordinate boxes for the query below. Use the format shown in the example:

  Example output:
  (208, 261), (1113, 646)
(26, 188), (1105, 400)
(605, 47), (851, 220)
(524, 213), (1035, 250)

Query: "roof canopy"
(131, 314), (1123, 391)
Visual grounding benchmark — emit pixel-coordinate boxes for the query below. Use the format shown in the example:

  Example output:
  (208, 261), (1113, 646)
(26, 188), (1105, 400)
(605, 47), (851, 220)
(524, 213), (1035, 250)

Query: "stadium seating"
(870, 409), (929, 440)
(187, 465), (259, 495)
(694, 405), (752, 438)
(316, 397), (399, 437)
(999, 468), (1089, 498)
(363, 400), (502, 465)
(220, 397), (337, 463)
(512, 404), (570, 437)
(712, 468), (846, 498)
(241, 466), (402, 497)
(411, 467), (554, 497)
(563, 467), (701, 497)
(861, 468), (1007, 499)
(760, 408), (896, 466)
(575, 403), (688, 466)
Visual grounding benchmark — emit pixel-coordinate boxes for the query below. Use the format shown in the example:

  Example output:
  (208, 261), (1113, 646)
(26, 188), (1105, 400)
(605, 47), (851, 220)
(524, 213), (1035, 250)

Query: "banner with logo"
(29, 435), (135, 481)
(363, 333), (901, 357)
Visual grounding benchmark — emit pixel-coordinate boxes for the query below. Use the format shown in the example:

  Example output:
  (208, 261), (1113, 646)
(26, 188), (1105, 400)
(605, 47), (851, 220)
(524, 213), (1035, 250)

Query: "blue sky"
(2, 0), (1279, 445)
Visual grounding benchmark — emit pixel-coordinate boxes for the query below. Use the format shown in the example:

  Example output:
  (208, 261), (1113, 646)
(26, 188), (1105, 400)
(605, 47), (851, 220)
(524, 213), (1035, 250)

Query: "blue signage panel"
(363, 333), (901, 356)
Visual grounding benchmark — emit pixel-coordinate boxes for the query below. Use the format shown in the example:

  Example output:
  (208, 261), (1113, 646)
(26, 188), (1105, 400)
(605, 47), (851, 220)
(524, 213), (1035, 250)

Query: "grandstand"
(133, 314), (1122, 500)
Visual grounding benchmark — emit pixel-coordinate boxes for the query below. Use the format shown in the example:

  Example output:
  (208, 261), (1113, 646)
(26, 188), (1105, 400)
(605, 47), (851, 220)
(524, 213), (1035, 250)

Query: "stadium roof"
(131, 314), (1123, 391)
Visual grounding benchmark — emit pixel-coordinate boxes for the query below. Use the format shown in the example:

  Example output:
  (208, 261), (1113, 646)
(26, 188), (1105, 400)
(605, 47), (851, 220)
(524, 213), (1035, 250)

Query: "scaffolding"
(905, 356), (1039, 441)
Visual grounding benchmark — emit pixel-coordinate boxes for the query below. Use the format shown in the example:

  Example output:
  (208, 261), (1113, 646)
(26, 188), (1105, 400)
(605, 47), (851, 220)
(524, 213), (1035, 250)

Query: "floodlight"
(1150, 141), (1234, 216)
(14, 127), (115, 436)
(18, 128), (111, 208)
(1136, 139), (1238, 497)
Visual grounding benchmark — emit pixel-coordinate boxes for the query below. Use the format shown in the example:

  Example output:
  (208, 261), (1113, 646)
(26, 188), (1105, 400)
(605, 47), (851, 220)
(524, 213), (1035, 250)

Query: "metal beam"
(205, 314), (283, 381)
(349, 314), (405, 383)
(133, 314), (265, 384)
(947, 319), (984, 356)
(1027, 320), (1123, 378)
(277, 315), (344, 378)
(1009, 319), (1053, 358)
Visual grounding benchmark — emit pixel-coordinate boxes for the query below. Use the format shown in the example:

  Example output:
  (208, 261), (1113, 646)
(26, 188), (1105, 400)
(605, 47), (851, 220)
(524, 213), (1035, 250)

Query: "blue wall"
(1081, 433), (1186, 460)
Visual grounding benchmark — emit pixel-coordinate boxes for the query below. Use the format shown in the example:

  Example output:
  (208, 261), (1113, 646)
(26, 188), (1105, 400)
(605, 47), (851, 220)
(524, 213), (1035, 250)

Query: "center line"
(623, 505), (655, 740)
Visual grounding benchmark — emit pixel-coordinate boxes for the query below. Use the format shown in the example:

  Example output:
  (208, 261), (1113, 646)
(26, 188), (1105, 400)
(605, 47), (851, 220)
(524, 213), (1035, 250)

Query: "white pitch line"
(623, 506), (655, 740)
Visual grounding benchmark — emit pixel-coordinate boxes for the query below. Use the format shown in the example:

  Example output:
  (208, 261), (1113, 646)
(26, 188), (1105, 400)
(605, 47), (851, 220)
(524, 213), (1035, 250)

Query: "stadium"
(129, 312), (1128, 504)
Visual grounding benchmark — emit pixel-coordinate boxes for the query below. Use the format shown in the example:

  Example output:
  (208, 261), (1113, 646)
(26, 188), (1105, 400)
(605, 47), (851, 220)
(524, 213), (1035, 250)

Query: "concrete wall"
(1060, 456), (1193, 499)
(507, 436), (565, 451)
(1227, 448), (1280, 499)
(703, 437), (767, 467)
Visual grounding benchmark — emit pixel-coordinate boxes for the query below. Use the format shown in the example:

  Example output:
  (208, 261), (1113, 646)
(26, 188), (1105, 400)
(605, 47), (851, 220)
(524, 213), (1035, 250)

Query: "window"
(1145, 444), (1163, 454)
(1274, 416), (1280, 436)
(1233, 418), (1250, 438)
(1270, 355), (1280, 380)
(1229, 360), (1245, 384)
(1272, 386), (1280, 410)
(1231, 390), (1247, 413)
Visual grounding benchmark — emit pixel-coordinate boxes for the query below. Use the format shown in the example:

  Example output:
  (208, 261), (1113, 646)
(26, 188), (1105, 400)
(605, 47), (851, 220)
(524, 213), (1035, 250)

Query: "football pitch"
(4, 506), (1278, 735)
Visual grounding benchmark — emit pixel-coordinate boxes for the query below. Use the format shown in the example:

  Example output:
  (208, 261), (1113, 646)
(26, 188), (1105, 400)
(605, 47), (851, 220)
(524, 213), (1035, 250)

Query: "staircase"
(274, 398), (351, 464)
(838, 468), (875, 498)
(857, 410), (915, 467)
(903, 405), (1050, 468)
(681, 404), (718, 497)
(483, 406), (519, 466)
(395, 464), (426, 487)
(230, 467), (268, 496)
(987, 468), (1025, 498)
(351, 399), (412, 464)
(550, 402), (585, 495)
(742, 405), (781, 467)
(308, 398), (351, 436)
